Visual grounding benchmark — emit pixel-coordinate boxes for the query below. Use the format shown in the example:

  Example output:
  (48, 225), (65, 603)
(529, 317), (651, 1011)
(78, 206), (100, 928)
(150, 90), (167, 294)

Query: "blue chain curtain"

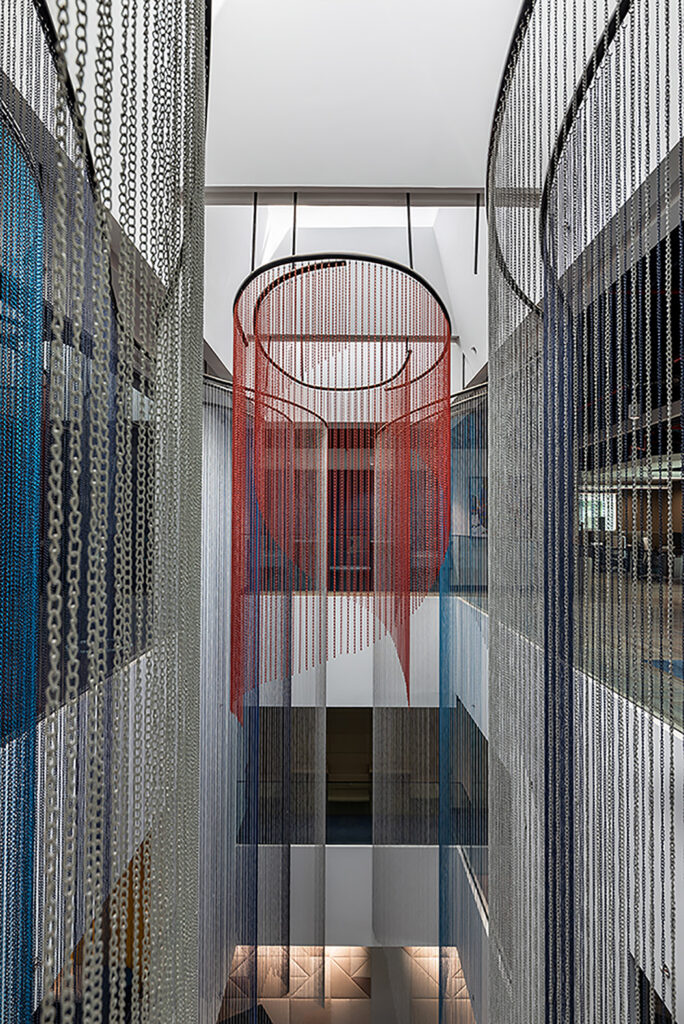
(440, 387), (488, 1024)
(0, 122), (44, 1023)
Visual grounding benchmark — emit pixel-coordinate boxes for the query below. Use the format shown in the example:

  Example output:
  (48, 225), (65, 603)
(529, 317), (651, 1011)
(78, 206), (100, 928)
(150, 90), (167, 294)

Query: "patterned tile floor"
(220, 945), (475, 1023)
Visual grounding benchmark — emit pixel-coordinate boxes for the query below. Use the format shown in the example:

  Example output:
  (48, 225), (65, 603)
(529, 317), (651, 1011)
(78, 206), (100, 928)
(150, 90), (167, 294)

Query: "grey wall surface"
(292, 845), (441, 947)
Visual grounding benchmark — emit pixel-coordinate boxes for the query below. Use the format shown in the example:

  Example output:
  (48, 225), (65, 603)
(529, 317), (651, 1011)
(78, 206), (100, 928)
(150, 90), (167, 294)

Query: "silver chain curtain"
(0, 0), (205, 1020)
(489, 1), (684, 1022)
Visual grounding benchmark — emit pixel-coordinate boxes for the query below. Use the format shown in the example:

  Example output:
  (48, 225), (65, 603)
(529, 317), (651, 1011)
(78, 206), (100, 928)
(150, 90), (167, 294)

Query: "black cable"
(292, 191), (298, 257)
(406, 192), (414, 270)
(251, 191), (258, 272)
(474, 192), (481, 275)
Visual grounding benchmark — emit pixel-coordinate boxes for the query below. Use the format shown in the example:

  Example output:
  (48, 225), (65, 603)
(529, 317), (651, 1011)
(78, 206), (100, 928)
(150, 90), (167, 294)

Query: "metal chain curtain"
(0, 0), (205, 1021)
(201, 379), (236, 1024)
(439, 386), (489, 1024)
(230, 253), (450, 1012)
(489, 1), (684, 1022)
(232, 254), (451, 714)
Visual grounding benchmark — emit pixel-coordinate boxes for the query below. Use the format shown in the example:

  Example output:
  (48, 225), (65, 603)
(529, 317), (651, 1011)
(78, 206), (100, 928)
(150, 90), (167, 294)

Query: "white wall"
(204, 205), (255, 374)
(324, 846), (376, 946)
(434, 206), (489, 385)
(578, 674), (684, 1023)
(290, 845), (439, 946)
(372, 846), (439, 946)
(258, 593), (442, 708)
(449, 597), (488, 738)
(491, 629), (684, 1023)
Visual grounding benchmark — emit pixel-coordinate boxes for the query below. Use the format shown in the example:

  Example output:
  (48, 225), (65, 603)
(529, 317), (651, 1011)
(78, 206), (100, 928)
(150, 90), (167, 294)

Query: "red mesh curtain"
(231, 255), (451, 717)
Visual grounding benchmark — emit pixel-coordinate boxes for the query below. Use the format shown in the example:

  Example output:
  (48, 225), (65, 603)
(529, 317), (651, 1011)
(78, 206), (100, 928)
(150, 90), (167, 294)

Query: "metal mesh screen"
(489, 2), (684, 1021)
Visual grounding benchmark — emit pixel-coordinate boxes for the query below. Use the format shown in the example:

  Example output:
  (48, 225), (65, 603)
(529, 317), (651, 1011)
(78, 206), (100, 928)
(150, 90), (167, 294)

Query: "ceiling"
(204, 0), (520, 385)
(206, 0), (521, 189)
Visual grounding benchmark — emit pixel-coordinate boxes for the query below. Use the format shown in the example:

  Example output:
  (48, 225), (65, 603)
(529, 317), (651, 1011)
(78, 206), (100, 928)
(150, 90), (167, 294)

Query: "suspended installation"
(229, 253), (451, 1015)
(0, 0), (206, 1021)
(489, 1), (684, 1021)
(231, 254), (451, 712)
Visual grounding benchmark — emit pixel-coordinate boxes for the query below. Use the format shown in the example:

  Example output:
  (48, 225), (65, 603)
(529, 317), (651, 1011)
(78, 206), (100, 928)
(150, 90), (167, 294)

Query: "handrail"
(450, 383), (488, 411)
(204, 373), (233, 391)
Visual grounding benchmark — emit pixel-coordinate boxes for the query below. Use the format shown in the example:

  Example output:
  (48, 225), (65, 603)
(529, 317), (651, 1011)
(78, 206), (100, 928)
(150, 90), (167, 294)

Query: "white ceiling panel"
(206, 0), (520, 189)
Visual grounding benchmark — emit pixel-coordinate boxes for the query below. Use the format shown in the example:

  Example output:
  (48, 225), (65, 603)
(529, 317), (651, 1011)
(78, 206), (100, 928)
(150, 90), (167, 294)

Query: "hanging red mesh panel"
(231, 255), (450, 720)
